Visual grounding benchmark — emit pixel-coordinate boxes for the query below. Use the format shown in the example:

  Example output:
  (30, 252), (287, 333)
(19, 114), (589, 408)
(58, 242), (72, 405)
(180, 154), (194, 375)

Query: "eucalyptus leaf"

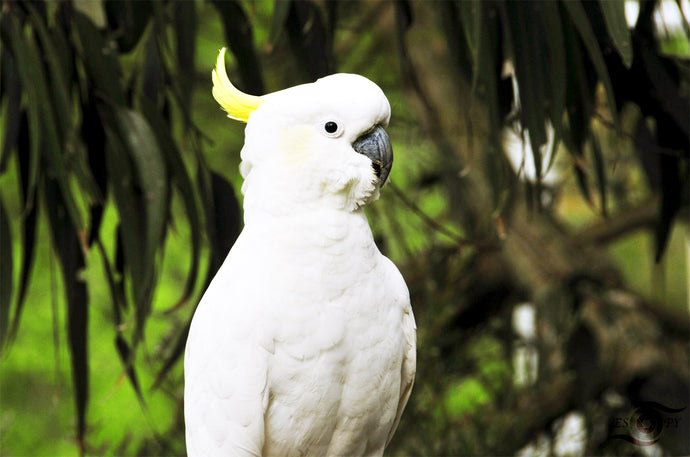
(562, 0), (619, 131)
(589, 133), (608, 217)
(0, 197), (12, 352)
(140, 97), (202, 308)
(44, 178), (89, 451)
(599, 0), (633, 68)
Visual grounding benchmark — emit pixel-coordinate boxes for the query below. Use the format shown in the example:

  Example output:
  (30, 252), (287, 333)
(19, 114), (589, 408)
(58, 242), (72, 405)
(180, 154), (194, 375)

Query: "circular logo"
(629, 405), (663, 445)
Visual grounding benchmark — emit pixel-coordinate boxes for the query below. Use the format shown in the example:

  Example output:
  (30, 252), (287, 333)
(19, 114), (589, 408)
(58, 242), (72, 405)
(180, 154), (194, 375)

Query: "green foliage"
(442, 377), (491, 419)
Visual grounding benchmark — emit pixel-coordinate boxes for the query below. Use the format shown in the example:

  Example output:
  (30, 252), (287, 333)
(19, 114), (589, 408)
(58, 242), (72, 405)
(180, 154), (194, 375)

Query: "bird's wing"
(185, 235), (272, 457)
(386, 293), (417, 446)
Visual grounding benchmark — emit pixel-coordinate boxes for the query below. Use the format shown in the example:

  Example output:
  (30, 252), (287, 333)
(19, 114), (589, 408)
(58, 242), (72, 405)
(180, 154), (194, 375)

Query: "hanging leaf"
(140, 98), (202, 308)
(268, 0), (292, 48)
(104, 0), (153, 53)
(206, 171), (241, 283)
(115, 334), (145, 405)
(9, 121), (38, 342)
(142, 30), (162, 107)
(589, 133), (608, 217)
(541, 2), (567, 143)
(456, 0), (481, 80)
(654, 154), (682, 262)
(174, 0), (197, 112)
(74, 10), (126, 106)
(562, 0), (619, 130)
(475, 4), (503, 145)
(0, 49), (22, 173)
(82, 91), (108, 246)
(599, 0), (633, 68)
(502, 1), (548, 183)
(285, 0), (334, 80)
(636, 44), (689, 138)
(3, 12), (41, 212)
(104, 106), (168, 340)
(211, 0), (265, 94)
(0, 197), (12, 352)
(44, 178), (89, 453)
(26, 2), (72, 139)
(152, 319), (191, 390)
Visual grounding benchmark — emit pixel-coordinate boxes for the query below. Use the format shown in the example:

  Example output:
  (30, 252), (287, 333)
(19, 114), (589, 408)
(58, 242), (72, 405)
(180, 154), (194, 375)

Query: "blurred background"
(0, 0), (688, 455)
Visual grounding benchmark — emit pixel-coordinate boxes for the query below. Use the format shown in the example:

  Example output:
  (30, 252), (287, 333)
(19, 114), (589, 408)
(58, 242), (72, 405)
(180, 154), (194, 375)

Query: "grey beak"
(352, 125), (393, 186)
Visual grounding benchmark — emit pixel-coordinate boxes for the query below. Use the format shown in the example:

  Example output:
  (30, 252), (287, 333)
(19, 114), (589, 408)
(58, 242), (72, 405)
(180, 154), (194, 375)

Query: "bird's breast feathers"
(185, 211), (414, 456)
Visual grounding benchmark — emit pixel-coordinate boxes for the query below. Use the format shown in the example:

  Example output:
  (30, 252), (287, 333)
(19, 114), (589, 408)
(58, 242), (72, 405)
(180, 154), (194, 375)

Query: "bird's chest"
(257, 238), (404, 455)
(263, 300), (405, 457)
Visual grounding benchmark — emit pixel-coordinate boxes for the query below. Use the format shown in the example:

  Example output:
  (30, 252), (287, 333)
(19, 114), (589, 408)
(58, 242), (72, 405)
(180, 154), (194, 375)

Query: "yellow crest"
(212, 48), (264, 122)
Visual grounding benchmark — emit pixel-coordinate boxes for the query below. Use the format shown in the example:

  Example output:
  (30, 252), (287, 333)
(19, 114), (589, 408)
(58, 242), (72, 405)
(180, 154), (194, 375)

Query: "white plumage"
(184, 50), (416, 457)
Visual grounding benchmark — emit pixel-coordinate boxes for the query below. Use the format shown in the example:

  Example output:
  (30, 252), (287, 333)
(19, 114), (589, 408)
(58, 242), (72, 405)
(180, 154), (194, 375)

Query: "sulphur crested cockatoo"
(184, 48), (416, 457)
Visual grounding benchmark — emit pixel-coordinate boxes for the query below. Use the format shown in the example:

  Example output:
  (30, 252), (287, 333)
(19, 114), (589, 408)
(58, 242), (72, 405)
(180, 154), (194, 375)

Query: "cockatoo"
(184, 48), (416, 457)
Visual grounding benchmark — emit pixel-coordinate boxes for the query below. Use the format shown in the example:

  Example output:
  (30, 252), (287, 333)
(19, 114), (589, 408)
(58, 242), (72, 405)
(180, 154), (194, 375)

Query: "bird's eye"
(324, 121), (339, 134)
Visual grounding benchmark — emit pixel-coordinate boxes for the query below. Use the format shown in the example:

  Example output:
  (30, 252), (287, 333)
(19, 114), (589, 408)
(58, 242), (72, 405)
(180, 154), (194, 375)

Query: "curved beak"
(352, 125), (393, 186)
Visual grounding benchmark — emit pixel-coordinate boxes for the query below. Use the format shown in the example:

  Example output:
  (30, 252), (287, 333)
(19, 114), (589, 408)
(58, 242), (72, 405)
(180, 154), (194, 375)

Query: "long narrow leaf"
(140, 98), (202, 308)
(589, 133), (608, 217)
(284, 0), (334, 80)
(27, 2), (72, 139)
(502, 2), (548, 183)
(599, 0), (633, 68)
(0, 49), (21, 173)
(10, 191), (37, 343)
(0, 197), (12, 352)
(74, 11), (126, 106)
(541, 2), (567, 144)
(104, 106), (168, 342)
(174, 0), (197, 112)
(152, 319), (191, 390)
(562, 0), (619, 130)
(44, 179), (89, 453)
(3, 13), (41, 212)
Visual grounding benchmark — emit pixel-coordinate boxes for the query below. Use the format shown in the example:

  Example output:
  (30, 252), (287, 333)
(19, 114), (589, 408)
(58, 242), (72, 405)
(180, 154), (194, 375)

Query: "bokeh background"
(0, 0), (688, 456)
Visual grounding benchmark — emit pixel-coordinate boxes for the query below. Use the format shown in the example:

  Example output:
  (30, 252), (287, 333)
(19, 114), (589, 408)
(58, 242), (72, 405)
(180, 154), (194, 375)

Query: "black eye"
(324, 121), (338, 134)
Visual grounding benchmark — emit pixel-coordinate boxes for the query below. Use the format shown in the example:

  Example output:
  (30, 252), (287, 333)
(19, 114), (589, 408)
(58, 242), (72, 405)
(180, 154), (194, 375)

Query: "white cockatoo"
(184, 48), (416, 457)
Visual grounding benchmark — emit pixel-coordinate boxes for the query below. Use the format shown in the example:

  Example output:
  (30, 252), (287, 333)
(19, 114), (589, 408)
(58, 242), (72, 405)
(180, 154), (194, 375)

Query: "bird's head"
(212, 48), (393, 215)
